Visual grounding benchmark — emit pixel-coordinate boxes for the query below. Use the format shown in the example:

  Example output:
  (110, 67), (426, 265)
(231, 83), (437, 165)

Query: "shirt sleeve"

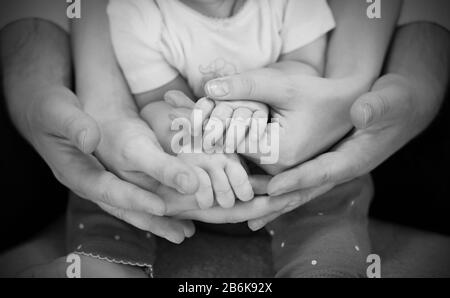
(107, 0), (178, 94)
(280, 0), (336, 54)
(0, 0), (69, 32)
(399, 0), (450, 31)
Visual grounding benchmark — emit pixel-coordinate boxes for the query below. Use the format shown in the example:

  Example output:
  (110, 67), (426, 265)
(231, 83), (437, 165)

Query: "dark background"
(371, 91), (450, 236)
(0, 88), (449, 253)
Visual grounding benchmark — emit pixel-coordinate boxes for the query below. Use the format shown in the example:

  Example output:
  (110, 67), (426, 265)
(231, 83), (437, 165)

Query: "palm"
(243, 75), (357, 175)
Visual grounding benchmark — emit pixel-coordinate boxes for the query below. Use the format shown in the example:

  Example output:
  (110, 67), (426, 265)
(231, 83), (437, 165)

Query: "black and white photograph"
(0, 0), (449, 282)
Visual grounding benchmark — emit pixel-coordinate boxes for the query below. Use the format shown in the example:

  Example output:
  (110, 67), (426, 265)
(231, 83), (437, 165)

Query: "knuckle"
(241, 76), (257, 98)
(282, 77), (299, 101)
(61, 114), (82, 136)
(371, 92), (390, 118)
(100, 174), (117, 205)
(315, 157), (333, 185)
(317, 170), (331, 186)
(113, 208), (126, 221)
(120, 135), (147, 162)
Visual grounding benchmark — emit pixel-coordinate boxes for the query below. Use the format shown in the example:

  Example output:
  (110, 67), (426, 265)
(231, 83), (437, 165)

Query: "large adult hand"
(204, 68), (359, 175)
(247, 74), (429, 230)
(87, 104), (204, 242)
(202, 70), (434, 230)
(21, 86), (197, 243)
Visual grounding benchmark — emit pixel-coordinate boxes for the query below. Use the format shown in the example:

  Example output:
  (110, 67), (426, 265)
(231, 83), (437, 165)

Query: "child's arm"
(136, 75), (194, 154)
(271, 35), (327, 77)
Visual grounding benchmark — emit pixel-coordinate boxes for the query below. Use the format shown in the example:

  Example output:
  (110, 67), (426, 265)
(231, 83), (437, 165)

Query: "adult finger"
(47, 141), (168, 216)
(204, 69), (295, 106)
(267, 151), (355, 196)
(178, 195), (289, 224)
(247, 211), (282, 232)
(42, 89), (101, 154)
(248, 184), (335, 231)
(351, 74), (412, 129)
(69, 157), (167, 216)
(98, 203), (193, 244)
(123, 136), (200, 195)
(118, 171), (159, 193)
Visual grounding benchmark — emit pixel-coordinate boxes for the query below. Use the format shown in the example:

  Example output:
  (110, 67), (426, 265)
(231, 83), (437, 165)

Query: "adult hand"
(201, 23), (449, 230)
(87, 106), (205, 242)
(201, 68), (437, 230)
(204, 68), (358, 175)
(18, 86), (197, 243)
(247, 73), (431, 230)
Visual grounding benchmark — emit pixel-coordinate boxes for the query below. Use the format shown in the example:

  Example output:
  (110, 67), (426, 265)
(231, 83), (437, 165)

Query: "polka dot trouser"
(267, 175), (373, 278)
(66, 193), (157, 271)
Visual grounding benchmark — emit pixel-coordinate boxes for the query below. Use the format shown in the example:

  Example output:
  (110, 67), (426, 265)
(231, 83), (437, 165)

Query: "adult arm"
(71, 0), (203, 242)
(181, 22), (449, 228)
(0, 4), (195, 243)
(326, 0), (402, 89)
(248, 22), (450, 229)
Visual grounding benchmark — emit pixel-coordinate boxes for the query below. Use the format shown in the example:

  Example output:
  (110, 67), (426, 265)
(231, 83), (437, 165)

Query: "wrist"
(6, 83), (65, 141)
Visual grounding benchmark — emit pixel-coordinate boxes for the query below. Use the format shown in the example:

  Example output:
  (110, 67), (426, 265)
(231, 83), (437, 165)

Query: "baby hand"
(191, 98), (269, 153)
(178, 151), (254, 209)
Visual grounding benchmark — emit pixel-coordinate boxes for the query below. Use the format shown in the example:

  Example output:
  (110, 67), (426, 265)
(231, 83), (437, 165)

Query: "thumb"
(44, 89), (101, 154)
(351, 75), (412, 130)
(204, 69), (293, 106)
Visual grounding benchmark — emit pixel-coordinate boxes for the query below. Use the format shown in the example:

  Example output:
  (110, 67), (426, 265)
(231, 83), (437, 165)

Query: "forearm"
(273, 35), (326, 77)
(326, 0), (402, 89)
(386, 23), (449, 134)
(269, 60), (321, 78)
(136, 76), (195, 153)
(1, 19), (71, 140)
(71, 0), (137, 121)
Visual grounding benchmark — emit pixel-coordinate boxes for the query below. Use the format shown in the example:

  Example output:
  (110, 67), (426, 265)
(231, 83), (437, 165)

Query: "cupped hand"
(204, 68), (359, 175)
(248, 74), (423, 230)
(25, 86), (198, 243)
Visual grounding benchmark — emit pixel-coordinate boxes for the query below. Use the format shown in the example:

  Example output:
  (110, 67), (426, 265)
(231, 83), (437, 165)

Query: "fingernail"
(248, 220), (263, 231)
(77, 129), (87, 151)
(151, 203), (166, 217)
(175, 173), (190, 194)
(167, 233), (184, 244)
(206, 80), (230, 97)
(183, 224), (196, 238)
(362, 104), (374, 127)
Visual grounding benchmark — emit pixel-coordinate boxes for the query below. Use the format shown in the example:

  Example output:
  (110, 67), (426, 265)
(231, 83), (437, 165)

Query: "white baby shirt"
(108, 0), (335, 97)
